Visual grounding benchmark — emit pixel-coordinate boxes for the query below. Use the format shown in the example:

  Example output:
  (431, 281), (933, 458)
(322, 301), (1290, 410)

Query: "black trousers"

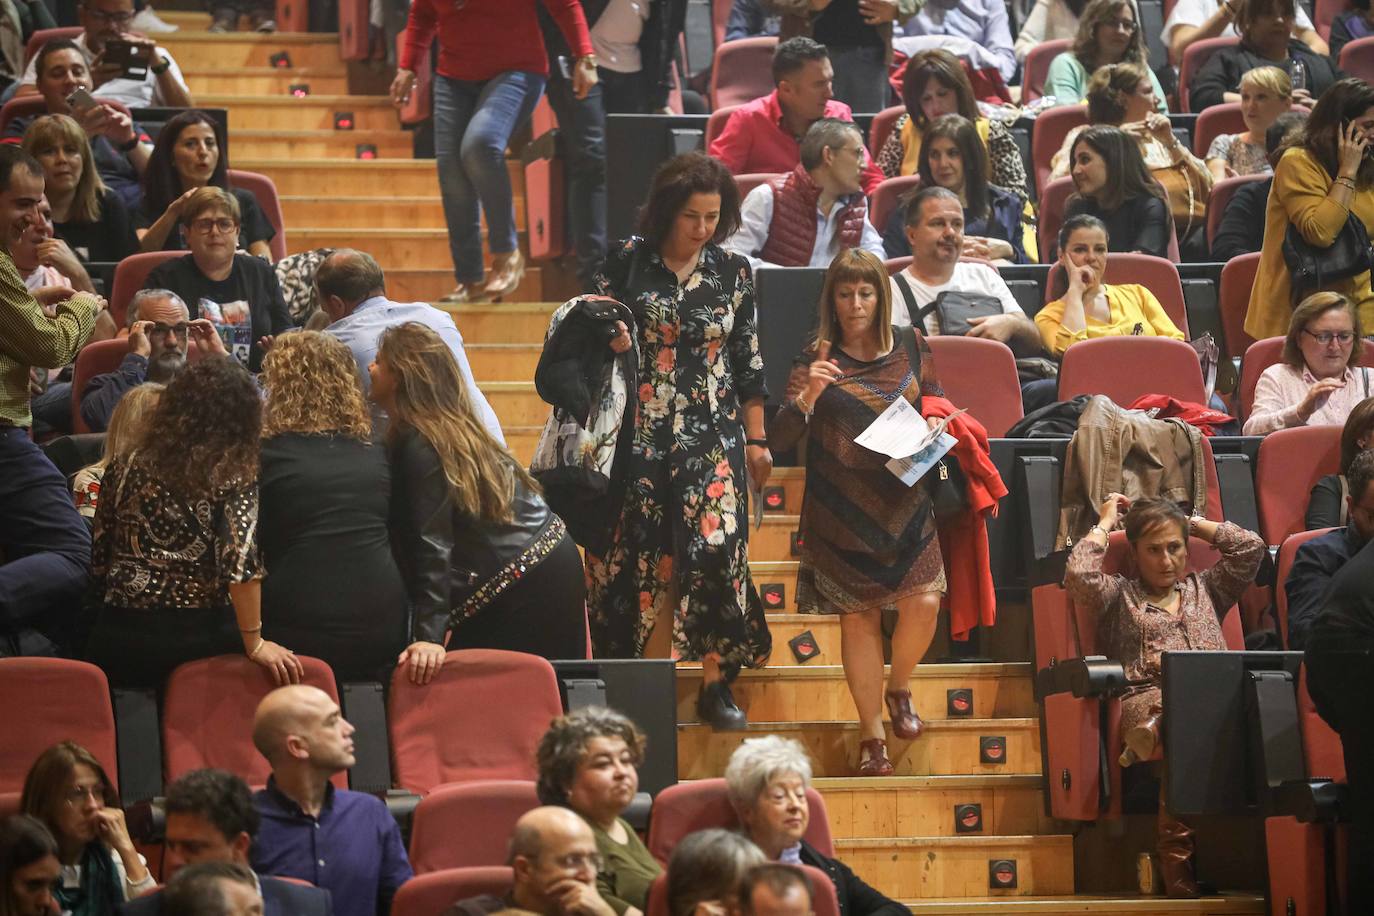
(86, 605), (241, 690)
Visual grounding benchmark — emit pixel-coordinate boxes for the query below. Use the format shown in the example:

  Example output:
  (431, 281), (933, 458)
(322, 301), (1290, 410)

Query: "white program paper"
(853, 398), (966, 486)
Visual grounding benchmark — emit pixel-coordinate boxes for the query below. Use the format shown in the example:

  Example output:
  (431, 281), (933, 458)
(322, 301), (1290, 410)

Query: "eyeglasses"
(152, 322), (189, 339)
(84, 8), (136, 25)
(551, 853), (604, 872)
(190, 218), (237, 235)
(1103, 18), (1138, 32)
(1302, 329), (1356, 346)
(64, 784), (106, 807)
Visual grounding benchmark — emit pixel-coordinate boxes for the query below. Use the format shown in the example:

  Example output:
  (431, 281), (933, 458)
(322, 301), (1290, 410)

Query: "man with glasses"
(447, 807), (617, 916)
(15, 0), (193, 108)
(78, 288), (193, 432)
(724, 119), (884, 270)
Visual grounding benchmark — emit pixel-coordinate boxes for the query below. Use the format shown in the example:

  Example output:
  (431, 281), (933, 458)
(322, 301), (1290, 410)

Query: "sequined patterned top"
(91, 458), (262, 609)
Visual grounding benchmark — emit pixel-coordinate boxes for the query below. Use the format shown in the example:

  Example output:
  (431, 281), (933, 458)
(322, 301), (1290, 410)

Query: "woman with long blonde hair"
(374, 322), (586, 683)
(258, 331), (408, 681)
(72, 383), (165, 521)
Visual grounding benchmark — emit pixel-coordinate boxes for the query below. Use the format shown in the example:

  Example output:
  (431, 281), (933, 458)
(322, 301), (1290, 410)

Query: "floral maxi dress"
(586, 237), (773, 669)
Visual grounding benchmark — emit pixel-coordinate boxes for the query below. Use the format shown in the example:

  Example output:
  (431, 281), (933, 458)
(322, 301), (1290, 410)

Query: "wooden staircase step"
(446, 302), (560, 343)
(812, 774), (1052, 839)
(282, 195), (447, 228)
(747, 514), (801, 561)
(675, 663), (1035, 725)
(900, 895), (1266, 914)
(386, 270), (544, 308)
(289, 227), (528, 270)
(750, 561), (799, 612)
(197, 95), (397, 130)
(231, 128), (415, 159)
(676, 718), (1040, 779)
(758, 612), (839, 659)
(467, 343), (542, 379)
(161, 33), (346, 70)
(185, 67), (348, 95)
(479, 381), (553, 426)
(759, 466), (804, 515)
(837, 835), (1074, 899)
(234, 158), (519, 196)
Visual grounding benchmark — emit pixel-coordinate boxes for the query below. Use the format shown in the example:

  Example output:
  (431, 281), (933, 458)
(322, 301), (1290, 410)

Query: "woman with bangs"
(21, 114), (138, 262)
(766, 249), (947, 777)
(258, 331), (407, 682)
(375, 322), (586, 683)
(1044, 0), (1169, 110)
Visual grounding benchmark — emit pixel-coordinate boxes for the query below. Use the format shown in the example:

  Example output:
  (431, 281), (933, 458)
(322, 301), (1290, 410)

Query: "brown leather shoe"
(482, 249), (525, 302)
(1119, 714), (1162, 768)
(857, 738), (894, 777)
(1157, 807), (1201, 898)
(885, 688), (924, 740)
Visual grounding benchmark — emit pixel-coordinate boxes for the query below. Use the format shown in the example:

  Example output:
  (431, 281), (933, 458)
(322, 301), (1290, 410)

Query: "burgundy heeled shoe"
(857, 738), (894, 777)
(885, 688), (924, 740)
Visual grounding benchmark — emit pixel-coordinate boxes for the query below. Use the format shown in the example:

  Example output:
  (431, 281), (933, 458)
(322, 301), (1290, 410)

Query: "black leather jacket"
(389, 427), (558, 644)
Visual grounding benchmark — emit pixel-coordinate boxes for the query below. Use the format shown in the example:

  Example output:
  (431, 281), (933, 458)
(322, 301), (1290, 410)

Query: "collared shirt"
(1242, 363), (1374, 436)
(18, 33), (190, 108)
(326, 296), (505, 444)
(251, 778), (413, 916)
(707, 91), (885, 196)
(1285, 523), (1365, 651)
(901, 0), (1017, 81)
(723, 182), (885, 271)
(0, 251), (100, 428)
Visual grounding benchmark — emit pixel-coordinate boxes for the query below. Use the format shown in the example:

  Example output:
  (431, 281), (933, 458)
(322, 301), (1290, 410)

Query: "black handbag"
(896, 325), (969, 523)
(1282, 214), (1374, 300)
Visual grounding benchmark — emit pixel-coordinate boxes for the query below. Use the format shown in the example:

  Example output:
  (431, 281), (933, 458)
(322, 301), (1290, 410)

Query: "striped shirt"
(0, 251), (101, 428)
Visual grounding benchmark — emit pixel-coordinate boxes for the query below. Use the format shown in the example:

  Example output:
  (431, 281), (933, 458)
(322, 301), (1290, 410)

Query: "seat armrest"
(1036, 656), (1131, 700)
(1270, 779), (1348, 825)
(383, 790), (422, 839)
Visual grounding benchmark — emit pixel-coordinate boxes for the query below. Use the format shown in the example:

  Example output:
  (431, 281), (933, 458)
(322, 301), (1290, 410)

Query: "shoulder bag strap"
(894, 272), (935, 330)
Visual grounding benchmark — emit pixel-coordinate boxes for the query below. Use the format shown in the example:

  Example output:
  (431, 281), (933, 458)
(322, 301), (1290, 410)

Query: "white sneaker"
(131, 8), (178, 32)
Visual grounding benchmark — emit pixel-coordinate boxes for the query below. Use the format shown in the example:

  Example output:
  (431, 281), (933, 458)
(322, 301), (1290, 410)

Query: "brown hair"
(20, 742), (120, 841)
(1123, 497), (1189, 543)
(21, 114), (106, 224)
(181, 185), (241, 228)
(1234, 0), (1298, 37)
(535, 707), (647, 807)
(814, 249), (893, 356)
(1297, 78), (1374, 189)
(900, 49), (979, 130)
(1282, 291), (1364, 369)
(1085, 61), (1152, 126)
(260, 331), (371, 442)
(1068, 125), (1168, 211)
(1342, 397), (1374, 474)
(918, 114), (991, 219)
(636, 152), (741, 251)
(1072, 0), (1149, 72)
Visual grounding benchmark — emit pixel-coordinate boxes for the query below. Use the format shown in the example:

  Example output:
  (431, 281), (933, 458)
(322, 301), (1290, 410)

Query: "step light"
(760, 583), (785, 610)
(289, 83), (310, 97)
(762, 485), (785, 512)
(356, 144), (378, 160)
(988, 859), (1017, 889)
(787, 631), (820, 664)
(979, 736), (1006, 764)
(954, 803), (983, 833)
(334, 112), (354, 130)
(946, 688), (973, 717)
(270, 51), (292, 68)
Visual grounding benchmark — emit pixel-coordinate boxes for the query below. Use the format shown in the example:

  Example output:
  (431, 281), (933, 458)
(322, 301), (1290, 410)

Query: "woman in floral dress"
(590, 152), (773, 730)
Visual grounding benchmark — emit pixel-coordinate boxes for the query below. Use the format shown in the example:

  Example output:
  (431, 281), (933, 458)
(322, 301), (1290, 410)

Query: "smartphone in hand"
(103, 39), (153, 80)
(66, 87), (97, 112)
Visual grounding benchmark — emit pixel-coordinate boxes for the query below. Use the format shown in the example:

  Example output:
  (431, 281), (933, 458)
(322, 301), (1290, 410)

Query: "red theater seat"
(734, 173), (783, 199)
(228, 170), (288, 262)
(924, 336), (1023, 438)
(868, 105), (905, 160)
(24, 27), (82, 67)
(1218, 252), (1261, 360)
(70, 338), (131, 434)
(1021, 39), (1070, 105)
(409, 780), (540, 874)
(645, 777), (835, 865)
(1274, 528), (1335, 648)
(0, 659), (117, 796)
(392, 867), (513, 916)
(868, 175), (919, 239)
(1339, 35), (1374, 82)
(110, 251), (184, 328)
(1256, 426), (1342, 546)
(1057, 337), (1207, 406)
(710, 38), (777, 110)
(1036, 176), (1074, 262)
(1178, 37), (1240, 112)
(1030, 104), (1087, 198)
(1206, 174), (1263, 258)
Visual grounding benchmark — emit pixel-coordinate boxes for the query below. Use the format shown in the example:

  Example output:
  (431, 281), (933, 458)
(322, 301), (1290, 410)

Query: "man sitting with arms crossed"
(120, 768), (332, 916)
(724, 119), (885, 271)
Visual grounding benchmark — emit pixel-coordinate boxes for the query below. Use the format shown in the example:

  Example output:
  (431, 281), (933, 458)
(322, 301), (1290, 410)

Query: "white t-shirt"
(591, 0), (648, 73)
(1161, 0), (1313, 45)
(19, 33), (189, 108)
(888, 262), (1023, 335)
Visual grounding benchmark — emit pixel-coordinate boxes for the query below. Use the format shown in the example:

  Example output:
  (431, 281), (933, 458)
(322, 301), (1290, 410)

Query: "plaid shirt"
(0, 251), (100, 428)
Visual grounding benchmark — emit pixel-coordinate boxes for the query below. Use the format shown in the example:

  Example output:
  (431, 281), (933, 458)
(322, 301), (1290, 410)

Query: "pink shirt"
(1243, 362), (1374, 435)
(707, 91), (885, 196)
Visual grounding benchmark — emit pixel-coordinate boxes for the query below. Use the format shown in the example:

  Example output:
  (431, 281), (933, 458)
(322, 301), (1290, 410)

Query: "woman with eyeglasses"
(1244, 292), (1372, 435)
(1043, 0), (1168, 111)
(1188, 0), (1337, 113)
(143, 186), (291, 372)
(19, 742), (156, 916)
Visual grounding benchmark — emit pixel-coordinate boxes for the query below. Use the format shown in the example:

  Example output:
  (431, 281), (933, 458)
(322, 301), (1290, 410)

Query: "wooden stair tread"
(183, 66), (346, 76)
(813, 774), (1043, 790)
(196, 94), (391, 106)
(679, 717), (1037, 731)
(678, 662), (1031, 680)
(163, 32), (341, 45)
(900, 895), (1265, 913)
(838, 835), (1069, 849)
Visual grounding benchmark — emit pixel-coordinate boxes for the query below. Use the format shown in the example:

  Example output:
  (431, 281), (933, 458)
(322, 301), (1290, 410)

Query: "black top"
(136, 186), (276, 254)
(1308, 536), (1374, 648)
(1189, 39), (1341, 112)
(1210, 177), (1270, 262)
(144, 252), (291, 371)
(1064, 192), (1170, 259)
(55, 188), (140, 263)
(5, 115), (147, 212)
(118, 875), (333, 916)
(813, 0), (883, 49)
(1329, 11), (1374, 61)
(797, 840), (908, 916)
(1306, 473), (1346, 531)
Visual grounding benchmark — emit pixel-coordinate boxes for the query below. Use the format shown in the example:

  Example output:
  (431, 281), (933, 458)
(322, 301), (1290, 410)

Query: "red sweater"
(398, 0), (593, 83)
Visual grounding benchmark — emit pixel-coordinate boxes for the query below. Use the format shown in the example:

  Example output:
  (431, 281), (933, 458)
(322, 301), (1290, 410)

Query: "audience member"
(0, 816), (61, 916)
(72, 381), (163, 522)
(123, 769), (332, 916)
(884, 114), (1028, 263)
(20, 741), (156, 912)
(1065, 495), (1264, 895)
(209, 0), (277, 33)
(590, 153), (772, 729)
(137, 112), (274, 259)
(315, 248), (502, 442)
(377, 322), (586, 673)
(16, 0), (193, 109)
(257, 331), (407, 682)
(900, 0), (1015, 83)
(1061, 125), (1172, 258)
(875, 48), (1028, 205)
(1014, 0), (1087, 61)
(1210, 110), (1306, 260)
(1188, 0), (1338, 112)
(87, 355), (304, 688)
(1307, 398), (1374, 528)
(6, 39), (152, 212)
(392, 0), (594, 304)
(78, 290), (190, 432)
(1037, 215), (1184, 357)
(143, 187), (291, 372)
(250, 686), (412, 916)
(666, 830), (765, 916)
(22, 115), (138, 263)
(0, 144), (105, 657)
(709, 38), (883, 195)
(1244, 292), (1370, 434)
(725, 0), (782, 40)
(724, 737), (905, 916)
(1164, 0), (1325, 66)
(445, 807), (614, 916)
(535, 708), (660, 915)
(1329, 0), (1374, 60)
(724, 118), (884, 270)
(1044, 0), (1168, 110)
(738, 865), (812, 916)
(159, 863), (261, 916)
(1285, 449), (1374, 649)
(1247, 79), (1374, 340)
(1204, 65), (1292, 181)
(8, 198), (85, 294)
(768, 250), (946, 776)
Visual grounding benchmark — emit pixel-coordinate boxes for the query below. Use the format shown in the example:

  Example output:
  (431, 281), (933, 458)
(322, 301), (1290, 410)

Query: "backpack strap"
(893, 272), (937, 332)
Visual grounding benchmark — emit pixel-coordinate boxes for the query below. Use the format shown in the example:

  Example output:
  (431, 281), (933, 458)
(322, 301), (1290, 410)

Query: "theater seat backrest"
(924, 336), (1023, 438)
(1237, 337), (1284, 422)
(24, 27), (82, 67)
(0, 659), (117, 795)
(645, 777), (835, 864)
(704, 104), (741, 152)
(70, 338), (132, 434)
(391, 867), (513, 916)
(734, 173), (784, 200)
(1058, 337), (1207, 406)
(228, 170), (287, 261)
(1030, 104), (1087, 198)
(110, 251), (185, 328)
(710, 38), (778, 109)
(868, 105), (905, 159)
(868, 175), (920, 239)
(1218, 253), (1261, 360)
(1021, 39), (1070, 105)
(1037, 176), (1075, 262)
(1206, 174), (1263, 258)
(409, 780), (540, 874)
(162, 655), (343, 788)
(1257, 426), (1342, 545)
(1045, 254), (1188, 336)
(1178, 36), (1240, 112)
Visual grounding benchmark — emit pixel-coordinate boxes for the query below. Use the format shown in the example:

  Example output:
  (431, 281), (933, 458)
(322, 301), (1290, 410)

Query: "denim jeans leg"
(434, 75), (485, 284)
(828, 45), (889, 113)
(460, 70), (547, 259)
(31, 381), (73, 439)
(545, 75), (608, 290)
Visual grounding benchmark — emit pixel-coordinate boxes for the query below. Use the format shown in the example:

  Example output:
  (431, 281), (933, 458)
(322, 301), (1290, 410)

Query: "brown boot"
(1156, 807), (1200, 898)
(1119, 714), (1162, 767)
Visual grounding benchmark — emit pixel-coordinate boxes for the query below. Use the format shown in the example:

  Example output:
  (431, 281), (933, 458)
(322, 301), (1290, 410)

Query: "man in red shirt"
(708, 37), (884, 196)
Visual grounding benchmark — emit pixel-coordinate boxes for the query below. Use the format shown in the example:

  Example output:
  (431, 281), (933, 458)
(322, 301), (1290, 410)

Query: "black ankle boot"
(697, 680), (747, 731)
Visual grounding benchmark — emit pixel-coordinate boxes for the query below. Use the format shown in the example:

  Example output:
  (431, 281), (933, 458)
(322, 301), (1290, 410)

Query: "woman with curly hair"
(87, 353), (304, 689)
(258, 331), (407, 681)
(1043, 0), (1168, 110)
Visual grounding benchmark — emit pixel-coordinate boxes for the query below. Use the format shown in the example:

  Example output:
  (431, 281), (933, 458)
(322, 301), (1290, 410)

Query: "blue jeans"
(434, 70), (546, 284)
(545, 74), (607, 289)
(827, 45), (889, 114)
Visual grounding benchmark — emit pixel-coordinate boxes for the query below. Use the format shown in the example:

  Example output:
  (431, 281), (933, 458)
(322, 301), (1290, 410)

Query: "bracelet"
(577, 54), (598, 68)
(117, 135), (141, 153)
(745, 438), (768, 448)
(794, 394), (813, 416)
(151, 56), (171, 76)
(239, 624), (262, 634)
(248, 638), (265, 660)
(1336, 177), (1357, 189)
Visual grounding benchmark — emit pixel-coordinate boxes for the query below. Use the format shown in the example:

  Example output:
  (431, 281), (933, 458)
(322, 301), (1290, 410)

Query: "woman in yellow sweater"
(1036, 214), (1184, 357)
(1247, 78), (1374, 341)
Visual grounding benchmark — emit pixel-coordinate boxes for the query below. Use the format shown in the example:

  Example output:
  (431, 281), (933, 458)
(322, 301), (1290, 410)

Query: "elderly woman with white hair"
(723, 737), (906, 916)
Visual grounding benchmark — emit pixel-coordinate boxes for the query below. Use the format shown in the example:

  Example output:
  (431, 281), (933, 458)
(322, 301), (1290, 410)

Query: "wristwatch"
(151, 56), (171, 76)
(117, 135), (141, 153)
(576, 54), (598, 69)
